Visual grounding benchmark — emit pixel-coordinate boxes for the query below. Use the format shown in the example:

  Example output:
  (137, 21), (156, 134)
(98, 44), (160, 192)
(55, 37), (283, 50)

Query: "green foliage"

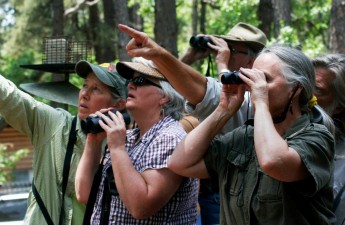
(290, 0), (331, 57)
(0, 48), (41, 85)
(0, 143), (29, 183)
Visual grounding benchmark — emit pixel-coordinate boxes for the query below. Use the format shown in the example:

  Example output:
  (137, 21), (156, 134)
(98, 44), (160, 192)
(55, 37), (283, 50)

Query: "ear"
(113, 99), (127, 110)
(291, 84), (303, 99)
(159, 96), (170, 106)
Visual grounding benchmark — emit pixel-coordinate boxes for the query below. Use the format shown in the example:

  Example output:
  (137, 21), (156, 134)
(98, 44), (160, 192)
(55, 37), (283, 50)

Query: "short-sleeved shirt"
(204, 114), (335, 225)
(0, 75), (86, 225)
(185, 77), (252, 136)
(91, 116), (199, 224)
(185, 77), (252, 194)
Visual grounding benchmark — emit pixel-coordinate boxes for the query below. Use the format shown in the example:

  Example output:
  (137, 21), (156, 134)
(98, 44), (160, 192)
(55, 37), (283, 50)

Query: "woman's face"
(78, 73), (115, 119)
(252, 53), (294, 117)
(125, 73), (164, 114)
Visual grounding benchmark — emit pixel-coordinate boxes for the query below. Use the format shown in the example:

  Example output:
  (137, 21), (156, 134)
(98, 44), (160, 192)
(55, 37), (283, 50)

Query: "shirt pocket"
(223, 164), (247, 197)
(257, 170), (283, 201)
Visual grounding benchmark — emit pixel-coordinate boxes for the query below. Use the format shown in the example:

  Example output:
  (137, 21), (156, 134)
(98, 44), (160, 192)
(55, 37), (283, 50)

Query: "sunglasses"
(126, 76), (162, 89)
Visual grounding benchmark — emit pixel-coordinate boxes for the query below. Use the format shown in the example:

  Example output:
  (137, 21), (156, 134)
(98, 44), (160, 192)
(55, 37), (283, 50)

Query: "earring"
(160, 105), (165, 118)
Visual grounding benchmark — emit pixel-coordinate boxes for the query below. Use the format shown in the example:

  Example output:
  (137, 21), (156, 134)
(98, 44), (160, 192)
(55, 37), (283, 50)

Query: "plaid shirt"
(91, 116), (198, 224)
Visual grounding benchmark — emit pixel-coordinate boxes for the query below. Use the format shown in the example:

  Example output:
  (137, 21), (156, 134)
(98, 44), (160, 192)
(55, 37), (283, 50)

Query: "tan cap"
(214, 22), (267, 52)
(116, 58), (167, 81)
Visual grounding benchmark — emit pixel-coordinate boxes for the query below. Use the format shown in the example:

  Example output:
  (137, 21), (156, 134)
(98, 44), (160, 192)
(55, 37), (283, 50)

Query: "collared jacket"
(0, 75), (86, 225)
(204, 114), (335, 225)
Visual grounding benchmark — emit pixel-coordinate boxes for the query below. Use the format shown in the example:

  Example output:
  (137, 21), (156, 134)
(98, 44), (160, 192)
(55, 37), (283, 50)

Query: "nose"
(80, 88), (90, 100)
(127, 81), (136, 89)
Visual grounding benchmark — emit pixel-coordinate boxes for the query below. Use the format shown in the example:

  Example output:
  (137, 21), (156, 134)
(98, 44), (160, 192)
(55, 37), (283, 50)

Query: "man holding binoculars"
(118, 22), (267, 225)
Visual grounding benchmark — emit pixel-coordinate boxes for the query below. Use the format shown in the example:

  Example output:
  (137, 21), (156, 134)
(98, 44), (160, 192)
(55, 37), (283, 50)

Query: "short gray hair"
(312, 54), (345, 113)
(158, 81), (185, 121)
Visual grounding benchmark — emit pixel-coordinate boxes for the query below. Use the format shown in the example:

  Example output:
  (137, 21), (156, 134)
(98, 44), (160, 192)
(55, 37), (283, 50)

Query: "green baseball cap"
(75, 60), (127, 99)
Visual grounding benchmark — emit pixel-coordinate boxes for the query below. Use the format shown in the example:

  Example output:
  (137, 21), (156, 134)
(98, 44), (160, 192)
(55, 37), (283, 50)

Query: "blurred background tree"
(0, 0), (343, 182)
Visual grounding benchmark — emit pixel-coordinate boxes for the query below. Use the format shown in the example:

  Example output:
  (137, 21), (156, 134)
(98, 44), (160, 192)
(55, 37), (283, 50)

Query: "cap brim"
(214, 35), (265, 52)
(116, 62), (166, 80)
(20, 81), (80, 106)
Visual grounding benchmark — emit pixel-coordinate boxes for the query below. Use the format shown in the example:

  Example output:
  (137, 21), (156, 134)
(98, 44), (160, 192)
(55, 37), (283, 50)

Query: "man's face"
(227, 42), (254, 71)
(314, 67), (337, 115)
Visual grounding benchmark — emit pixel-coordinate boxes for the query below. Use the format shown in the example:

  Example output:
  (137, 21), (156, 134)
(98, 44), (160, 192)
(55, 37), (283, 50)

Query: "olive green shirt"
(204, 114), (335, 225)
(0, 75), (86, 225)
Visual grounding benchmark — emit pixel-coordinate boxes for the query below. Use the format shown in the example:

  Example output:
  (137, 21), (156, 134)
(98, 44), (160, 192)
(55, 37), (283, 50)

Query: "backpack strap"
(32, 116), (77, 225)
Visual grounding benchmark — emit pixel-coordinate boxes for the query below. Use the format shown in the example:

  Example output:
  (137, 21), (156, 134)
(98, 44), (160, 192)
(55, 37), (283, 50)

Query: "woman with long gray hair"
(168, 45), (335, 225)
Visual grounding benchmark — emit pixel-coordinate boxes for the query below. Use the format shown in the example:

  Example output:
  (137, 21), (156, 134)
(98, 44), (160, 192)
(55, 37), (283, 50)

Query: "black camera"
(221, 71), (244, 84)
(81, 110), (131, 134)
(189, 36), (212, 49)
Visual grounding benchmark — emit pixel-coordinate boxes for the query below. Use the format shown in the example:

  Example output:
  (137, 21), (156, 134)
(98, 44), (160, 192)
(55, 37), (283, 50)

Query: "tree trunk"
(51, 0), (67, 109)
(88, 0), (102, 63)
(102, 0), (116, 62)
(154, 0), (178, 57)
(192, 0), (198, 35)
(257, 0), (273, 39)
(329, 0), (345, 53)
(200, 0), (206, 34)
(129, 3), (144, 31)
(272, 0), (291, 38)
(114, 0), (131, 61)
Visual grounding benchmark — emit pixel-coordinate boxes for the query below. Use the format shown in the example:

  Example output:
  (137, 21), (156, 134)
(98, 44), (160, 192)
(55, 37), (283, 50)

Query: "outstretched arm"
(118, 24), (207, 106)
(168, 83), (245, 177)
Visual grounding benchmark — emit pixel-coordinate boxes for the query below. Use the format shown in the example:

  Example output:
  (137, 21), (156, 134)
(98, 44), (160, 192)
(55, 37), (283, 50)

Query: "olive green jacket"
(205, 114), (335, 225)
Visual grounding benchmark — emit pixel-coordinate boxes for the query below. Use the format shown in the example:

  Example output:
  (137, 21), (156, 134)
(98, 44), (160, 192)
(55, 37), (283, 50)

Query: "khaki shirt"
(0, 75), (86, 225)
(204, 114), (335, 225)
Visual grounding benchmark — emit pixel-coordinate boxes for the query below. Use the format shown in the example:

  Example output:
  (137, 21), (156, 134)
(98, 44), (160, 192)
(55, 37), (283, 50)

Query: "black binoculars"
(221, 71), (244, 84)
(189, 35), (212, 49)
(81, 110), (131, 134)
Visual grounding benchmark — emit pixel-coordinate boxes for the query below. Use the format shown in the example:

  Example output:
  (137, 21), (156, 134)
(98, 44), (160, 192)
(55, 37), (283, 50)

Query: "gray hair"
(158, 80), (185, 121)
(312, 54), (345, 114)
(131, 57), (185, 120)
(260, 45), (335, 134)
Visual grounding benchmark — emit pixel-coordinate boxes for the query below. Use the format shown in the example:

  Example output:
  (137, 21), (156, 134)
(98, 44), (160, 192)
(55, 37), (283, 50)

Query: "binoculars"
(220, 71), (244, 84)
(189, 36), (212, 49)
(81, 110), (130, 134)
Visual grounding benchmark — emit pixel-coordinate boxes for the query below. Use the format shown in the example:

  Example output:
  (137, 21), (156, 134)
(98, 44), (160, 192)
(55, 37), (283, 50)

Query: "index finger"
(118, 24), (147, 43)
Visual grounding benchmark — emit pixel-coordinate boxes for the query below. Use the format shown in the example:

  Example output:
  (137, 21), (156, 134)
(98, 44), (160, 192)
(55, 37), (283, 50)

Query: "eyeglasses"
(227, 44), (249, 55)
(126, 76), (161, 89)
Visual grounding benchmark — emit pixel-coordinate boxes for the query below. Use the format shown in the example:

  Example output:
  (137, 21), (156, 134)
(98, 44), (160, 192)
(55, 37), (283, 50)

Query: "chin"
(77, 112), (88, 120)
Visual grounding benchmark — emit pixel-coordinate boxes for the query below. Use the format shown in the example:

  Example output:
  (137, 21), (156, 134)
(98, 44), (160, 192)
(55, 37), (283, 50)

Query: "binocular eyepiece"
(81, 110), (131, 134)
(220, 71), (244, 84)
(189, 36), (212, 49)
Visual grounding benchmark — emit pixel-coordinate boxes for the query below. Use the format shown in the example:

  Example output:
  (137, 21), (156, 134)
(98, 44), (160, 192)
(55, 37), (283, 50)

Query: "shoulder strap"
(82, 148), (108, 225)
(61, 116), (77, 198)
(32, 181), (54, 225)
(32, 116), (77, 225)
(59, 116), (78, 225)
